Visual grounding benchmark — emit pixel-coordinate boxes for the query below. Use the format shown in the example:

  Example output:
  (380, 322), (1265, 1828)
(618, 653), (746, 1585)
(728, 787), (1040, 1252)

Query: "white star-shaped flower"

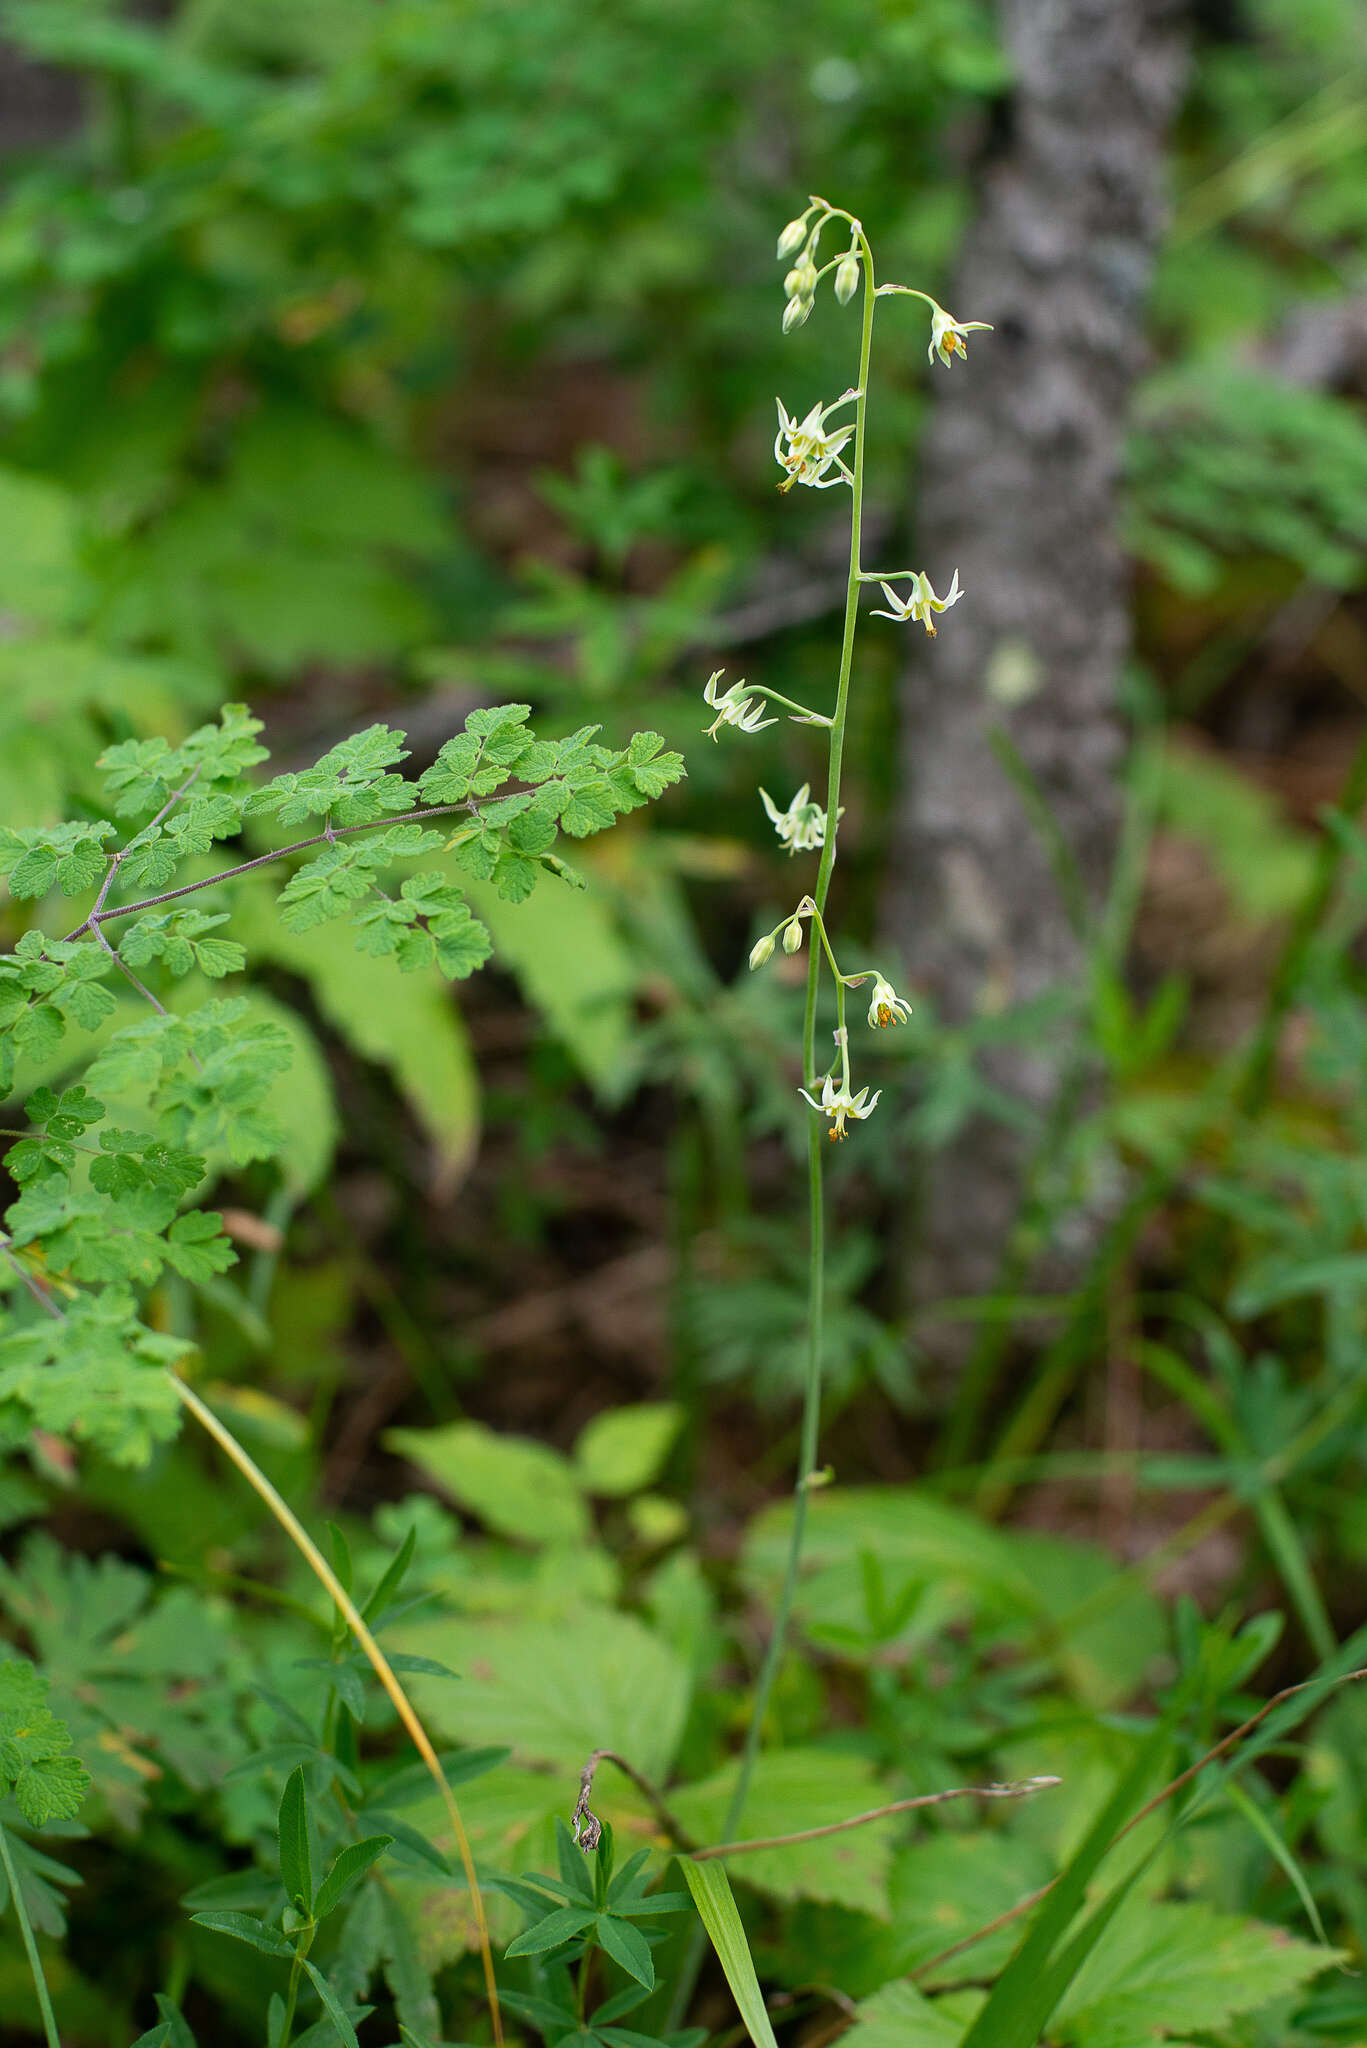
(799, 1073), (882, 1141)
(773, 389), (861, 492)
(926, 301), (993, 368)
(702, 670), (777, 740)
(870, 570), (963, 637)
(759, 783), (828, 855)
(866, 975), (912, 1028)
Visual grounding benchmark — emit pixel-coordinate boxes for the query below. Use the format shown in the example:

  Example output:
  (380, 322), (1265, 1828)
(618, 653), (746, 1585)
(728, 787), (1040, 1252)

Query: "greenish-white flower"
(759, 783), (827, 855)
(926, 300), (993, 368)
(870, 569), (963, 637)
(749, 931), (776, 970)
(866, 975), (912, 1028)
(799, 1072), (882, 1141)
(773, 389), (860, 492)
(703, 669), (777, 740)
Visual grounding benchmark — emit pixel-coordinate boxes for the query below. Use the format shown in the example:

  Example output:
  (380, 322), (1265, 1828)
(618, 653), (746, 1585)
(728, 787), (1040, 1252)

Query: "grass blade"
(681, 1860), (778, 2048)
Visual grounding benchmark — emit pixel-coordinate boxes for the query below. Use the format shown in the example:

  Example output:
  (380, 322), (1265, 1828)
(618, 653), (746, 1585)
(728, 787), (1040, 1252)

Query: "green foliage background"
(4, 0), (1367, 2045)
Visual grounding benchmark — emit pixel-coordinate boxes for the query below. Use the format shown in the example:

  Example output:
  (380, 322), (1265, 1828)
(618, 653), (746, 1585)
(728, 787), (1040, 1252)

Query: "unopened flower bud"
(782, 293), (813, 334)
(749, 932), (776, 971)
(834, 254), (860, 305)
(783, 266), (805, 300)
(776, 216), (809, 259)
(782, 918), (804, 955)
(796, 259), (818, 296)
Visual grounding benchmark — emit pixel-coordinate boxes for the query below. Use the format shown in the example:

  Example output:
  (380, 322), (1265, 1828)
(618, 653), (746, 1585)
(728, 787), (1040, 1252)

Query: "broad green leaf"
(681, 1860), (777, 2048)
(233, 891), (480, 1185)
(574, 1403), (684, 1497)
(393, 1608), (690, 1782)
(670, 1750), (893, 1917)
(838, 1980), (966, 2048)
(741, 1488), (1164, 1705)
(772, 1833), (1055, 2000)
(464, 869), (636, 1099)
(385, 1421), (590, 1546)
(1052, 1900), (1341, 2047)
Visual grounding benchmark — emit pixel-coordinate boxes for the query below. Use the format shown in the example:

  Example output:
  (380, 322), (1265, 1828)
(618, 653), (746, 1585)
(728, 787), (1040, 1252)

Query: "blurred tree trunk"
(881, 0), (1189, 1310)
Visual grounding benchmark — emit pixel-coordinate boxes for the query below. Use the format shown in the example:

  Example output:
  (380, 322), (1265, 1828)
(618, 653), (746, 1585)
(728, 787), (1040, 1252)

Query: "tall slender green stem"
(668, 227), (877, 2030)
(725, 225), (877, 1833)
(0, 1819), (61, 2048)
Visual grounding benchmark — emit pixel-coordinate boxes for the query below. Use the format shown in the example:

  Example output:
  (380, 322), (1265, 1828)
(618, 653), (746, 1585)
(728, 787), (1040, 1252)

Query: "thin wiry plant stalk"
(670, 217), (879, 2029)
(721, 218), (877, 1843)
(169, 1375), (504, 2046)
(0, 1819), (61, 2048)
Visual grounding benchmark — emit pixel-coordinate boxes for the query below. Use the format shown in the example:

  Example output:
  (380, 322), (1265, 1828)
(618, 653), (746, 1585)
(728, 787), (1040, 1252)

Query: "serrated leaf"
(15, 1753), (92, 1826)
(391, 1607), (689, 1781)
(7, 847), (59, 899)
(1052, 1899), (1341, 2047)
(670, 1751), (893, 1916)
(837, 1980), (964, 2048)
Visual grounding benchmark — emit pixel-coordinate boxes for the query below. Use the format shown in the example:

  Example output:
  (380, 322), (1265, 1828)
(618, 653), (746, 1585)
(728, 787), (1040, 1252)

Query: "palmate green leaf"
(0, 1286), (187, 1466)
(0, 1535), (246, 1828)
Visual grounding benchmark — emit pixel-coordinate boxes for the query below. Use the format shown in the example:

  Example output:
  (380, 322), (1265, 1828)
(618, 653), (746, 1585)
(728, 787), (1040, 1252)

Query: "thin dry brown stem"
(62, 800), (473, 941)
(691, 1776), (1060, 1862)
(573, 1749), (698, 1853)
(91, 919), (170, 1019)
(172, 1375), (503, 2044)
(911, 1660), (1367, 1984)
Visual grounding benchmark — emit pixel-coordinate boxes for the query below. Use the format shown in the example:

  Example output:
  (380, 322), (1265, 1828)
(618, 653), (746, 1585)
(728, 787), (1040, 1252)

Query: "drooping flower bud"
(782, 918), (804, 955)
(783, 266), (805, 300)
(776, 216), (809, 259)
(749, 932), (776, 971)
(834, 253), (860, 306)
(782, 293), (813, 334)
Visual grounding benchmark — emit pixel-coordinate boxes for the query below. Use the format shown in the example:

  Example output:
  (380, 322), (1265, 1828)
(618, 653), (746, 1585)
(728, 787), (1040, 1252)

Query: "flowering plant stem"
(671, 217), (877, 2024)
(733, 216), (874, 1826)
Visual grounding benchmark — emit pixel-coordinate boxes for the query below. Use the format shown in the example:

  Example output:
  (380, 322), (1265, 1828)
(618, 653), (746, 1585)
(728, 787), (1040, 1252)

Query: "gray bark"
(882, 0), (1189, 1302)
